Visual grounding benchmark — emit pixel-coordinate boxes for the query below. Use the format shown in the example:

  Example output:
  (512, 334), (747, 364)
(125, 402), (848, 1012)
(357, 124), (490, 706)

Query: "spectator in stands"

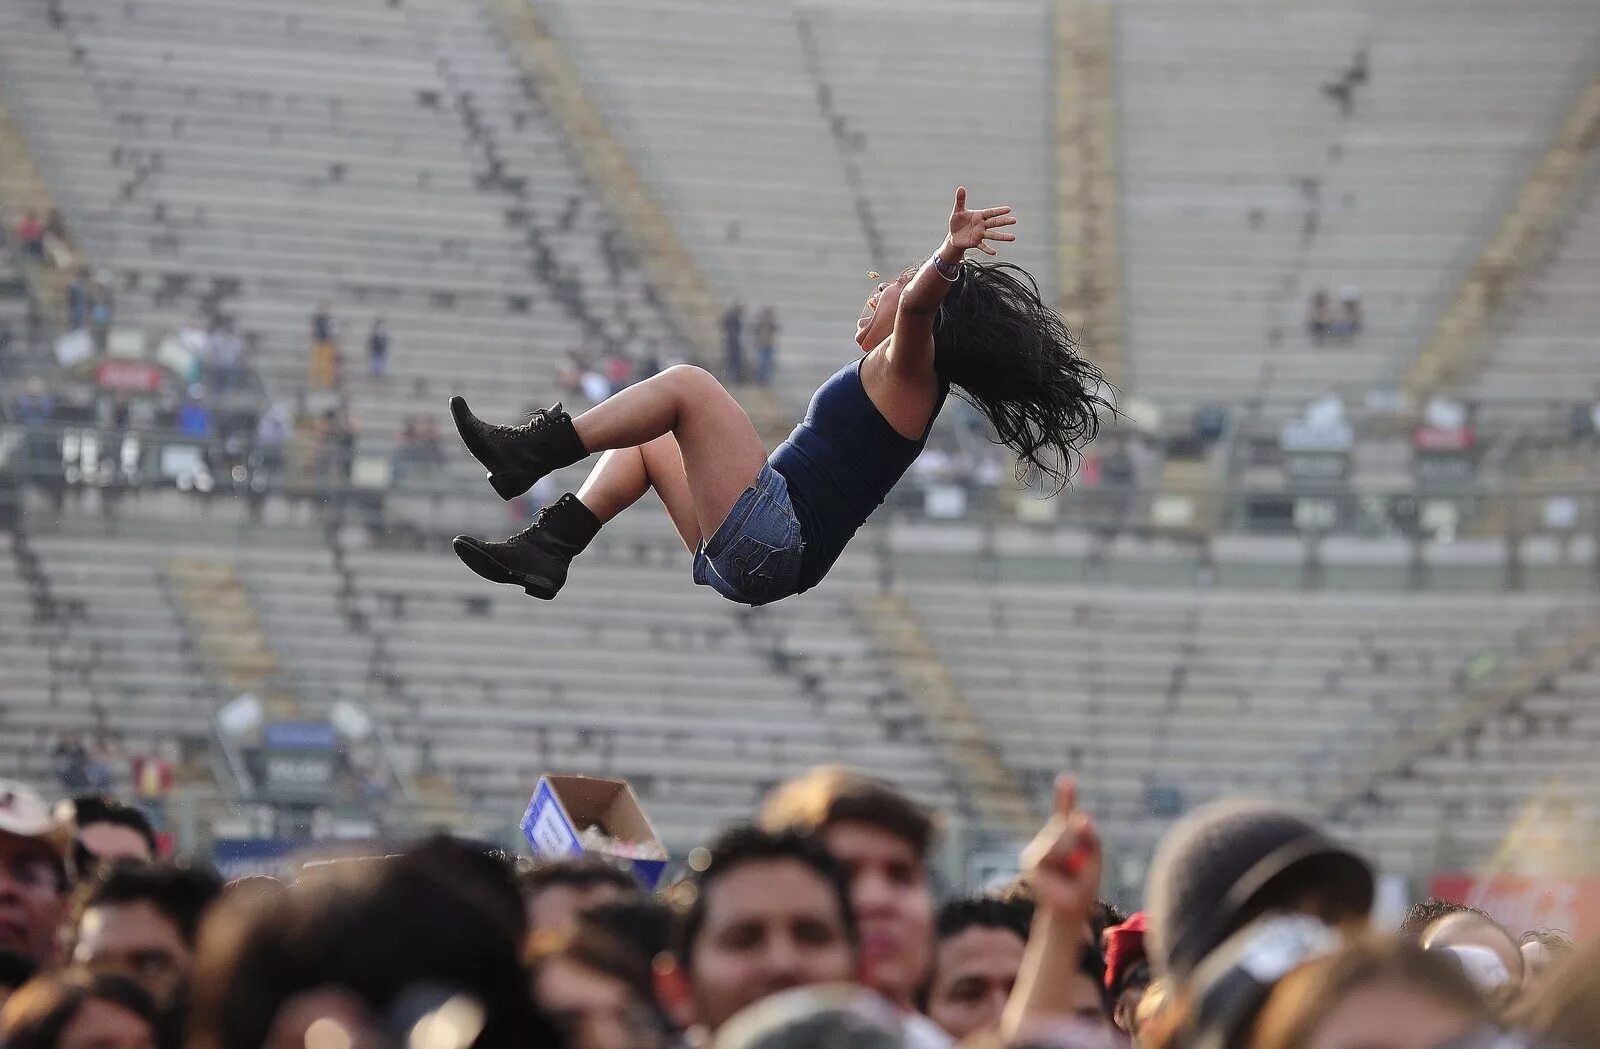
(753, 307), (780, 386)
(87, 283), (113, 356)
(367, 317), (389, 382)
(529, 922), (669, 1049)
(656, 826), (857, 1037)
(0, 780), (74, 968)
(70, 796), (156, 873)
(1334, 285), (1362, 338)
(1246, 937), (1489, 1049)
(722, 302), (746, 383)
(760, 768), (937, 1022)
(65, 270), (91, 331)
(0, 950), (34, 1013)
(602, 351), (635, 394)
(186, 841), (555, 1049)
(1144, 798), (1374, 987)
(1307, 289), (1334, 342)
(1397, 898), (1491, 941)
(919, 896), (1031, 1041)
(51, 738), (88, 794)
(1518, 929), (1573, 988)
(68, 860), (222, 1009)
(176, 390), (213, 441)
(16, 212), (44, 261)
(17, 380), (54, 429)
(0, 970), (160, 1049)
(254, 403), (291, 480)
(311, 302), (335, 344)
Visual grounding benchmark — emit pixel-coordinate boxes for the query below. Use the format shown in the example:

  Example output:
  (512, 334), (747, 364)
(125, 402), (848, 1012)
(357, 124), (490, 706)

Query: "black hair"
(674, 826), (857, 970)
(1398, 898), (1493, 941)
(1518, 927), (1574, 955)
(518, 854), (641, 902)
(760, 766), (937, 860)
(932, 261), (1111, 490)
(407, 835), (526, 938)
(0, 949), (36, 993)
(186, 842), (554, 1049)
(74, 858), (223, 946)
(584, 898), (675, 967)
(918, 896), (1033, 1010)
(0, 969), (159, 1049)
(1092, 900), (1129, 944)
(71, 794), (158, 864)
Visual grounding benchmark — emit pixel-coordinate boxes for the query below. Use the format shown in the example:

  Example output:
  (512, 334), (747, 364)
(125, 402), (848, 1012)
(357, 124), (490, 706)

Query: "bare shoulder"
(860, 349), (941, 441)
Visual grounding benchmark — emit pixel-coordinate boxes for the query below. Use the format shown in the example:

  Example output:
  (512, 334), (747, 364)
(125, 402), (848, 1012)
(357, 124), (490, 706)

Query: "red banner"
(1429, 873), (1600, 940)
(96, 360), (164, 394)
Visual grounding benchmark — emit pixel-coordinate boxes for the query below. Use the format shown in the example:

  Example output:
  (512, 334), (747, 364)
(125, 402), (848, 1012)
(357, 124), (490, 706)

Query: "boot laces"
(505, 496), (568, 549)
(481, 406), (560, 442)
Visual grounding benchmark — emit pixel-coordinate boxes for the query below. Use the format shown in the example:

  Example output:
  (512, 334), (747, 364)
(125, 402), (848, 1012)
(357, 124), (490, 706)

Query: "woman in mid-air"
(450, 187), (1108, 605)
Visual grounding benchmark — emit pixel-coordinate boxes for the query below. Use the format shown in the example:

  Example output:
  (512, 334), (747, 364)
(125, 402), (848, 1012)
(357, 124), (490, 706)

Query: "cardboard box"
(521, 774), (668, 889)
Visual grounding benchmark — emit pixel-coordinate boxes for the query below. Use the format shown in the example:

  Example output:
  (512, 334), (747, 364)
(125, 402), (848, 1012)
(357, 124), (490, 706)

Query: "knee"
(662, 364), (722, 398)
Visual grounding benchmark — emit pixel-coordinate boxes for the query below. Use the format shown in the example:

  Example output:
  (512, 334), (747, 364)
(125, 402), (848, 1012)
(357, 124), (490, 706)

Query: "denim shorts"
(693, 463), (805, 606)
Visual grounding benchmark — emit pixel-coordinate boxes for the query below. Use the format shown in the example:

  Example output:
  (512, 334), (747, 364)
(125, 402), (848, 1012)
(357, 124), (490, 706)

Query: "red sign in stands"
(95, 360), (165, 394)
(1430, 872), (1600, 940)
(1412, 426), (1476, 453)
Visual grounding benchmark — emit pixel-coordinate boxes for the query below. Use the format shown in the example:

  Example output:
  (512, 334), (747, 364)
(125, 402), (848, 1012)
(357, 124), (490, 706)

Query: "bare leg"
(572, 365), (766, 542)
(575, 434), (702, 552)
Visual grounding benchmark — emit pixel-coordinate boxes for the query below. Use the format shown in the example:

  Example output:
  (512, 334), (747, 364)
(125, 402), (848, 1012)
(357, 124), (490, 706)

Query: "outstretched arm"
(1002, 774), (1104, 1040)
(886, 187), (1017, 377)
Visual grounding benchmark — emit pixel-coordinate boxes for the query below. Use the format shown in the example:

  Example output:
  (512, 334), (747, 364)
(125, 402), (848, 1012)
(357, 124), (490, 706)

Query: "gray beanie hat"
(1145, 799), (1374, 982)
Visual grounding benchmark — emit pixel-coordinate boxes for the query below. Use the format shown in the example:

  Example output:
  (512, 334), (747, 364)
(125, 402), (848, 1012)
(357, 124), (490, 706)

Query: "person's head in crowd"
(584, 898), (675, 973)
(68, 859), (223, 1008)
(918, 896), (1031, 1041)
(219, 876), (285, 908)
(713, 985), (908, 1049)
(1144, 800), (1373, 984)
(1511, 934), (1600, 1048)
(663, 825), (858, 1036)
(529, 922), (669, 1049)
(1104, 912), (1151, 1036)
(186, 841), (554, 1049)
(1421, 913), (1523, 996)
(0, 949), (38, 1012)
(1246, 937), (1489, 1049)
(1517, 929), (1573, 989)
(520, 855), (641, 933)
(761, 768), (936, 1010)
(0, 969), (160, 1049)
(1090, 901), (1128, 947)
(407, 836), (526, 938)
(1397, 898), (1491, 941)
(0, 780), (75, 967)
(68, 797), (156, 873)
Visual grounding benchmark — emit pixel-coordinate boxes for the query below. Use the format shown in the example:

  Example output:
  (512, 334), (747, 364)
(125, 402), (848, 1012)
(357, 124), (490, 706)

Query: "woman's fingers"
(985, 231), (1018, 242)
(985, 215), (1018, 228)
(979, 205), (1012, 218)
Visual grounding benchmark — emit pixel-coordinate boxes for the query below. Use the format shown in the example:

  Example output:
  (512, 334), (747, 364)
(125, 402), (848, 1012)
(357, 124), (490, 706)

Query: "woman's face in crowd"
(822, 820), (934, 1009)
(57, 998), (157, 1049)
(925, 925), (1027, 1040)
(535, 957), (647, 1049)
(1301, 980), (1481, 1049)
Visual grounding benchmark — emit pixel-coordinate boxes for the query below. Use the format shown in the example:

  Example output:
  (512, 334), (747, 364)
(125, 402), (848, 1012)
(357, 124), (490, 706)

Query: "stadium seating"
(1117, 0), (1600, 418)
(0, 0), (679, 460)
(901, 575), (1597, 868)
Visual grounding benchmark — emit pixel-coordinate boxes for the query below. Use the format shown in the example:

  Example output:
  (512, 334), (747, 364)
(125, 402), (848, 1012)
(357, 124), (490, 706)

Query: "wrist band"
(931, 254), (961, 281)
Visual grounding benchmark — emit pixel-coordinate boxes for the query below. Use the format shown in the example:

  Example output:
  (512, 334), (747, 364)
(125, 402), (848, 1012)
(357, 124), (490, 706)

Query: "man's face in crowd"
(924, 924), (1026, 1040)
(529, 882), (632, 933)
(687, 857), (856, 1032)
(0, 832), (66, 965)
(74, 899), (192, 1006)
(536, 956), (651, 1049)
(822, 820), (934, 1008)
(79, 823), (153, 865)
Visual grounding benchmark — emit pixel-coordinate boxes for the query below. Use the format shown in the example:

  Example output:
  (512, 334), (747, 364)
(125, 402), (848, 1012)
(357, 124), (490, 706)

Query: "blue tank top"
(769, 358), (949, 592)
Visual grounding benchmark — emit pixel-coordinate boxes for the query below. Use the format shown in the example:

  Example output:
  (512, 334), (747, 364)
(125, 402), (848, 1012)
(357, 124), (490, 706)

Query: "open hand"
(948, 186), (1018, 256)
(1020, 775), (1102, 921)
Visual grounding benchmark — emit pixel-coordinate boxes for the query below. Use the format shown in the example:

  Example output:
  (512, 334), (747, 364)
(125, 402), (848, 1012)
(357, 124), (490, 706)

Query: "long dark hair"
(931, 261), (1111, 489)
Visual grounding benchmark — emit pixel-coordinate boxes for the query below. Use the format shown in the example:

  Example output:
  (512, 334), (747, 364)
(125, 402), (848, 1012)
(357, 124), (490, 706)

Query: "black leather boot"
(451, 396), (588, 500)
(452, 494), (602, 599)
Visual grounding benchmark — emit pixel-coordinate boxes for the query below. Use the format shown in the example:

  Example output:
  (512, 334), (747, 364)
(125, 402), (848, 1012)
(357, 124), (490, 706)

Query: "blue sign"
(264, 722), (338, 751)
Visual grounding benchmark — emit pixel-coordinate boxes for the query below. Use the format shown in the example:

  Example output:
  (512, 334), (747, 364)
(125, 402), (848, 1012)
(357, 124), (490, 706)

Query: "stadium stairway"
(1054, 0), (1126, 392)
(1406, 49), (1600, 401)
(166, 556), (301, 720)
(0, 86), (72, 329)
(852, 590), (1036, 839)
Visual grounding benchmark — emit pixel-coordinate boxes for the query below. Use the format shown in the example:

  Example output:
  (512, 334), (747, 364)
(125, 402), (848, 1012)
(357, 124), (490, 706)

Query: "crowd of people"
(0, 766), (1594, 1049)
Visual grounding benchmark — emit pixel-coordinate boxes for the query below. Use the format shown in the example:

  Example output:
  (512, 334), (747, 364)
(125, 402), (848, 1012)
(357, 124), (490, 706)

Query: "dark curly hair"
(931, 261), (1111, 489)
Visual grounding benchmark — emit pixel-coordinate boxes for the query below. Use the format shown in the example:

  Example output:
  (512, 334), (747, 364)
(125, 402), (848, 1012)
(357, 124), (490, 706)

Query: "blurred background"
(0, 0), (1597, 925)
